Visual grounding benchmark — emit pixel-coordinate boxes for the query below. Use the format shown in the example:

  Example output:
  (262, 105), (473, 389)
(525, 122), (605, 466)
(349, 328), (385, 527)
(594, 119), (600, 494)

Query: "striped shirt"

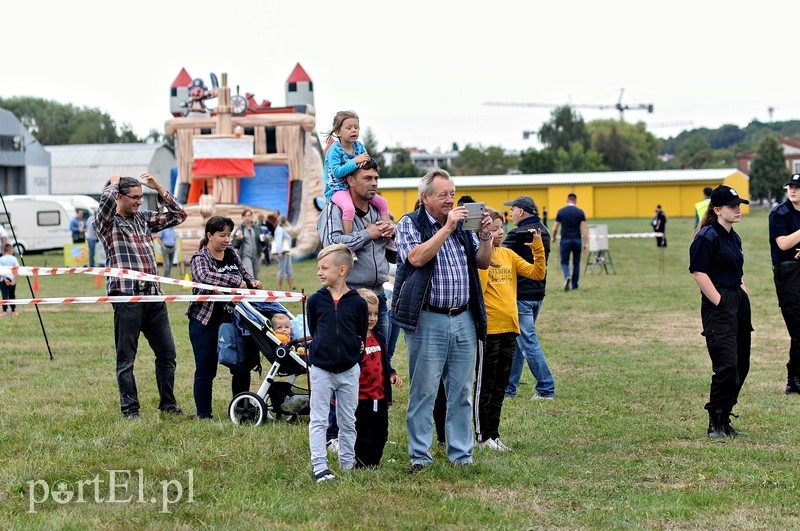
(396, 209), (478, 309)
(93, 184), (187, 295)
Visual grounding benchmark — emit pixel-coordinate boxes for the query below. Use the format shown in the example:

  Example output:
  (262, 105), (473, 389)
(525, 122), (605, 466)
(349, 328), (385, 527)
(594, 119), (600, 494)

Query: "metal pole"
(0, 190), (54, 359)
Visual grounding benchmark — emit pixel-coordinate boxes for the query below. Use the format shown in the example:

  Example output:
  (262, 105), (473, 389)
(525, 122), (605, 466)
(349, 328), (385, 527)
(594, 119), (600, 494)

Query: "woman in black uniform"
(768, 173), (800, 394)
(689, 185), (752, 438)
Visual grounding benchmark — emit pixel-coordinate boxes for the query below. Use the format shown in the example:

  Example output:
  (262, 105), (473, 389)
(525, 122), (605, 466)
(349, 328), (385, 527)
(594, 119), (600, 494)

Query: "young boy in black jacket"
(307, 244), (368, 483)
(354, 289), (404, 468)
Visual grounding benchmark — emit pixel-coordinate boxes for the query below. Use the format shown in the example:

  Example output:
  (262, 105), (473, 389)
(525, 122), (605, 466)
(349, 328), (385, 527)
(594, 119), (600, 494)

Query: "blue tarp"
(239, 165), (289, 212)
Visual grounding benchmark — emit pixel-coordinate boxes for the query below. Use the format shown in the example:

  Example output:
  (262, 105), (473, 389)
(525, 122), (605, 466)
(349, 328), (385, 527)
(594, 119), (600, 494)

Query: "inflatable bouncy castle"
(165, 64), (324, 259)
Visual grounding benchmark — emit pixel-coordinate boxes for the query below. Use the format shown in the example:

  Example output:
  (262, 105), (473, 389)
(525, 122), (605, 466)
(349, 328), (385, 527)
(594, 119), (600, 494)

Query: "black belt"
(423, 303), (468, 316)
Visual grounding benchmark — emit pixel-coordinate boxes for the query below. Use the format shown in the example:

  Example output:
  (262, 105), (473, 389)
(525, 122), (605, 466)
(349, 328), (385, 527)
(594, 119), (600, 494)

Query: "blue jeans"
(560, 238), (582, 289)
(405, 310), (477, 466)
(505, 299), (555, 397)
(189, 318), (251, 419)
(87, 238), (98, 267)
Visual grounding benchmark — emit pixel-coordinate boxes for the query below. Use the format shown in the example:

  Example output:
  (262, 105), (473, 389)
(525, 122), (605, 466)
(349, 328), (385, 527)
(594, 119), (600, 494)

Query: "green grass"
(3, 209), (800, 528)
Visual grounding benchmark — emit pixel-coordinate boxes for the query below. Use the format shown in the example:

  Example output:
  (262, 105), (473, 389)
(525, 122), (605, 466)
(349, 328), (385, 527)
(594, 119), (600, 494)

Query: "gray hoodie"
(317, 202), (391, 294)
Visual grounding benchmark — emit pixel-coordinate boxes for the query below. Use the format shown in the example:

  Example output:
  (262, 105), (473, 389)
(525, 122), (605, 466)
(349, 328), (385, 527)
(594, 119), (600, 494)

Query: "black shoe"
(720, 411), (748, 438)
(785, 376), (800, 395)
(123, 411), (140, 420)
(407, 464), (426, 475)
(707, 409), (726, 438)
(159, 405), (184, 415)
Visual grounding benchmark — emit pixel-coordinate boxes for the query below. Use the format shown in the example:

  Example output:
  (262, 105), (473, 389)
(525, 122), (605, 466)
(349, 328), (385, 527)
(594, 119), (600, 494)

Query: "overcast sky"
(3, 0), (798, 153)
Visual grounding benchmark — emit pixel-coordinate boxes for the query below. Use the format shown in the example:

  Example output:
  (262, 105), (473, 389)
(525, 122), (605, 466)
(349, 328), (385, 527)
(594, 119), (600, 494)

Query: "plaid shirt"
(186, 245), (255, 325)
(396, 209), (478, 309)
(93, 184), (187, 295)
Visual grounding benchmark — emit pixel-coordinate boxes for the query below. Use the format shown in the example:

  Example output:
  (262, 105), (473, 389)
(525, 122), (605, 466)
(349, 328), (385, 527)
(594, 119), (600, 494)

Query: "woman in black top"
(689, 185), (752, 438)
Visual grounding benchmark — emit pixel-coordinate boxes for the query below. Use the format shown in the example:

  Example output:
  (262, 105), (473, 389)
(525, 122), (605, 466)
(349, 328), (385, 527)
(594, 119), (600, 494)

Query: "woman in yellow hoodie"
(474, 209), (546, 451)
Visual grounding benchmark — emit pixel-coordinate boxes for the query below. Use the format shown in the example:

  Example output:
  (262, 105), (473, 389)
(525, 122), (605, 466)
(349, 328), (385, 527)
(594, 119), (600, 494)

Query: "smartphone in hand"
(462, 202), (485, 231)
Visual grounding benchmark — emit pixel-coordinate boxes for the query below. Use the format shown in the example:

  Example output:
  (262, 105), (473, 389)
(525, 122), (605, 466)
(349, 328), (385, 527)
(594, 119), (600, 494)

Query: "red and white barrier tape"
(0, 266), (303, 305)
(0, 294), (298, 306)
(0, 266), (300, 297)
(604, 233), (663, 239)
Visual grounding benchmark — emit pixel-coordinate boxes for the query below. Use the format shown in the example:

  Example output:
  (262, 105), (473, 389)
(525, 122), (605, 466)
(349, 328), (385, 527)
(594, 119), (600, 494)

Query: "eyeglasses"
(121, 194), (143, 202)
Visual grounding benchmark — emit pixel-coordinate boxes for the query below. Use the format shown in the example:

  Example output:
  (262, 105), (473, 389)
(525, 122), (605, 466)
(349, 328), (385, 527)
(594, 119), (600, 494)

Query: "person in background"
(689, 185), (751, 438)
(93, 172), (187, 419)
(551, 193), (588, 292)
(0, 243), (20, 316)
(70, 210), (87, 243)
(274, 215), (296, 291)
(85, 213), (99, 267)
(153, 226), (177, 277)
(503, 196), (555, 400)
(354, 288), (403, 468)
(768, 173), (800, 394)
(233, 209), (265, 280)
(257, 213), (273, 267)
(694, 186), (713, 229)
(652, 205), (667, 247)
(187, 215), (262, 420)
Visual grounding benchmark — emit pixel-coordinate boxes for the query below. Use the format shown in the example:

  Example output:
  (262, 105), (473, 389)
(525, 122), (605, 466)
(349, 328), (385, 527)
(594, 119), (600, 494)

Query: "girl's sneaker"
(0, 312), (6, 317)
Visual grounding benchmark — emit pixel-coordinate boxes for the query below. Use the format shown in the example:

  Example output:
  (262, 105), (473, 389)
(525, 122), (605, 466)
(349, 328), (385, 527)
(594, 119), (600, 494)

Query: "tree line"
(2, 97), (796, 200)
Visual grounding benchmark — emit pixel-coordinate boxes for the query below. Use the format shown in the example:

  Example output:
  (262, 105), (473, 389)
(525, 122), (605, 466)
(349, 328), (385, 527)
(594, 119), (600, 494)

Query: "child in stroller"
(227, 300), (311, 425)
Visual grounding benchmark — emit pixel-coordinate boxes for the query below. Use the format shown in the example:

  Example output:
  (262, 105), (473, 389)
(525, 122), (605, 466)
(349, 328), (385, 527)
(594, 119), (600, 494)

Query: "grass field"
(3, 209), (799, 529)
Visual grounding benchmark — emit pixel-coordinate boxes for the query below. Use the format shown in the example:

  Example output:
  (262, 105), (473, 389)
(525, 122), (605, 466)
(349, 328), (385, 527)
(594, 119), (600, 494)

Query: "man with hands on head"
(393, 169), (492, 473)
(93, 172), (188, 419)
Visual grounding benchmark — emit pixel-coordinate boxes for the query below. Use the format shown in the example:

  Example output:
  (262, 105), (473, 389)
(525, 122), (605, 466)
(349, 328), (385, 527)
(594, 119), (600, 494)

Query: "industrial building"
(378, 168), (750, 219)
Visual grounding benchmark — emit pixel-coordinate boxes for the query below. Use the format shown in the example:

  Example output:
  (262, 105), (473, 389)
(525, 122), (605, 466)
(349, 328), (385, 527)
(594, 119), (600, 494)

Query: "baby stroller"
(227, 300), (310, 425)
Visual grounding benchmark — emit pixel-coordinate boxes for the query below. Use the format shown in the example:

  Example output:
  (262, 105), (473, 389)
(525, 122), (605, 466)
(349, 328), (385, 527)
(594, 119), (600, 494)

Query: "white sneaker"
(326, 438), (339, 454)
(532, 393), (555, 400)
(492, 438), (511, 452)
(475, 439), (499, 450)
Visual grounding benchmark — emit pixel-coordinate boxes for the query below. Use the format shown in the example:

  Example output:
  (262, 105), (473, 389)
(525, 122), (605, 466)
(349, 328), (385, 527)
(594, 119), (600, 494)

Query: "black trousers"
(113, 301), (178, 415)
(701, 287), (752, 412)
(474, 333), (517, 442)
(774, 261), (800, 377)
(355, 398), (389, 468)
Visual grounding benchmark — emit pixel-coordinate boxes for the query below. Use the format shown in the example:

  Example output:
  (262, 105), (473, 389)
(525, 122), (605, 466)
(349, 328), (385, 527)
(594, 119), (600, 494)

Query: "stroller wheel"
(228, 392), (269, 426)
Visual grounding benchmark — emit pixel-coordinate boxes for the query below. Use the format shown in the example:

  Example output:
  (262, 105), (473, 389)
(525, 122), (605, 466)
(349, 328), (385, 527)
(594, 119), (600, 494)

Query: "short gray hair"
(418, 168), (453, 205)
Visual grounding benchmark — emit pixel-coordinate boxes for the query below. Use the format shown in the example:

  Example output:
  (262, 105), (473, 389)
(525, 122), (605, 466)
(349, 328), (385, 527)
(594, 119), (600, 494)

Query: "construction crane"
(485, 88), (654, 121)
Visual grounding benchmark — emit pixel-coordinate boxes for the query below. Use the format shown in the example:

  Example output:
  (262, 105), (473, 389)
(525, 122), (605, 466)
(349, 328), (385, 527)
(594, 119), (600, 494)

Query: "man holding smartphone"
(502, 196), (555, 400)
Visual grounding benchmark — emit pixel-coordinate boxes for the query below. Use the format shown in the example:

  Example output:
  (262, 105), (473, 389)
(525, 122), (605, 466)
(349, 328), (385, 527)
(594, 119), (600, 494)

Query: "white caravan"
(0, 195), (79, 254)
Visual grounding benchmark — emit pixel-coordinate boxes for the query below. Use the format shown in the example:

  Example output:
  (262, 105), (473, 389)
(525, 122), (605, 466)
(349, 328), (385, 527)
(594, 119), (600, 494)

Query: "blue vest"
(391, 207), (487, 340)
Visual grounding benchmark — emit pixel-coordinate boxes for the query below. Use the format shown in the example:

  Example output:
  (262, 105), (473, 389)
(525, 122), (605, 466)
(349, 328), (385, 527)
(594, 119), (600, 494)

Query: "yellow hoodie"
(478, 239), (546, 335)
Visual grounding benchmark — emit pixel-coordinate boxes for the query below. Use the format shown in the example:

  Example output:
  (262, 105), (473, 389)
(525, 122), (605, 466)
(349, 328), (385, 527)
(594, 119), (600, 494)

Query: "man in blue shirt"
(153, 226), (177, 277)
(551, 193), (588, 291)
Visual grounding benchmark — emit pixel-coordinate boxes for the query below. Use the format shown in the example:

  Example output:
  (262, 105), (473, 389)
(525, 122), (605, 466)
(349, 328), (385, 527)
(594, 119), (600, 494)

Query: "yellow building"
(377, 168), (749, 219)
